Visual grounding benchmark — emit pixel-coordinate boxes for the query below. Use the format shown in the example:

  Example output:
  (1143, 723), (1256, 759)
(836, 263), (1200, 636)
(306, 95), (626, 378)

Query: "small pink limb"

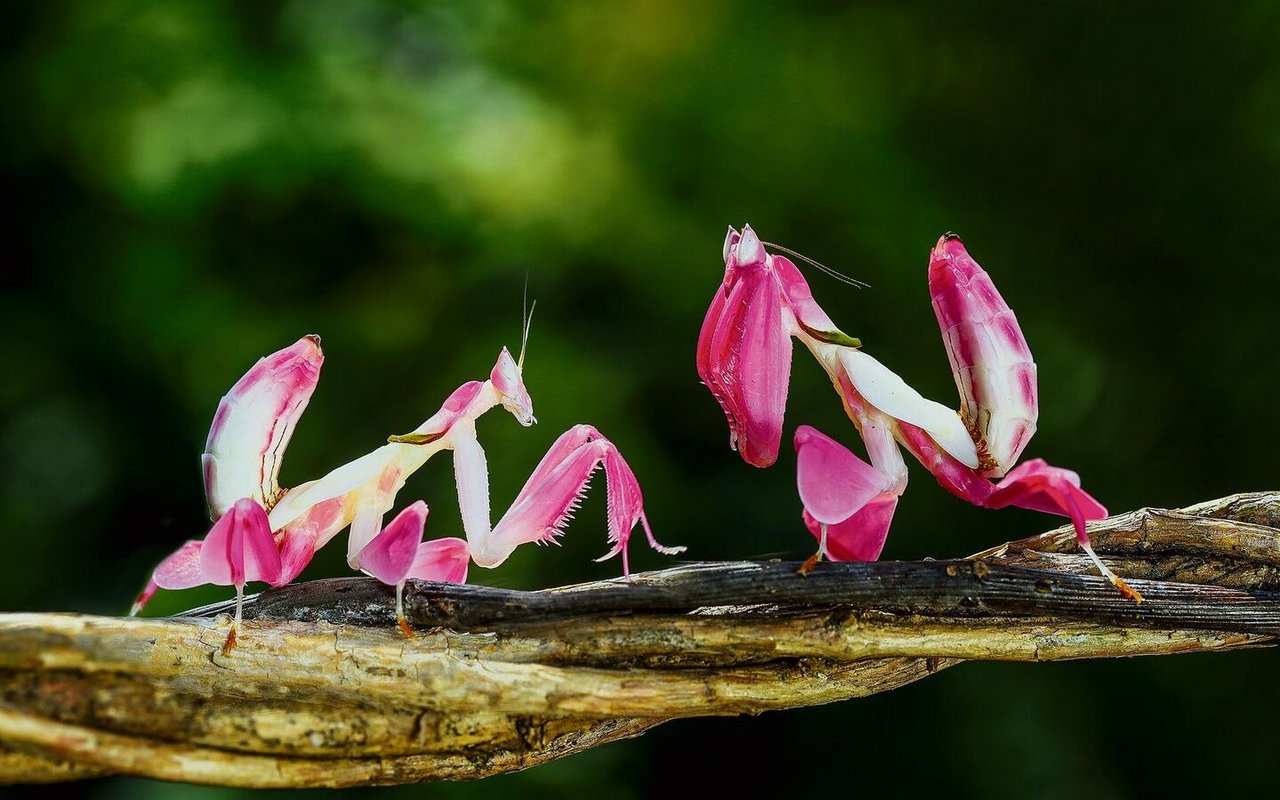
(984, 459), (1108, 538)
(794, 426), (900, 574)
(130, 538), (203, 616)
(596, 445), (685, 578)
(354, 501), (429, 587)
(984, 459), (1138, 601)
(349, 501), (431, 638)
(129, 581), (158, 617)
(794, 425), (896, 526)
(273, 496), (346, 585)
(409, 537), (470, 584)
(151, 540), (207, 591)
(197, 498), (283, 652)
(802, 490), (900, 563)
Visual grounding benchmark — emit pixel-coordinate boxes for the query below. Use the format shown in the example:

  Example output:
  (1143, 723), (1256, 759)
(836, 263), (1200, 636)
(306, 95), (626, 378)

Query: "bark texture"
(1, 492), (1277, 787)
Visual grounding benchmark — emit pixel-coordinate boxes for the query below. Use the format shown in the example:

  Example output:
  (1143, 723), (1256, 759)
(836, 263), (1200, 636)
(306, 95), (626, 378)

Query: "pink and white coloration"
(794, 425), (900, 570)
(262, 346), (534, 586)
(929, 235), (1037, 476)
(349, 500), (468, 637)
(144, 498), (282, 654)
(700, 225), (1137, 600)
(468, 424), (684, 577)
(135, 316), (682, 643)
(132, 335), (325, 626)
(202, 335), (324, 519)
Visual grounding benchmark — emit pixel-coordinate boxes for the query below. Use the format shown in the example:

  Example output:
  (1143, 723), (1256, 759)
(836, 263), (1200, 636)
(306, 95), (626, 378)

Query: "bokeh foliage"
(4, 1), (1280, 797)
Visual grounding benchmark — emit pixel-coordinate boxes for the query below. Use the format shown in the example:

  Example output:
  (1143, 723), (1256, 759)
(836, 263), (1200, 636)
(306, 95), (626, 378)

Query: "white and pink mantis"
(698, 225), (1138, 601)
(134, 325), (682, 648)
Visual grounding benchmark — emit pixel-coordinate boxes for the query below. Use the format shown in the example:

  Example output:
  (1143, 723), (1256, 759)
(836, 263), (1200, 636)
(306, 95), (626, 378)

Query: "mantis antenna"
(519, 279), (537, 371)
(762, 241), (870, 289)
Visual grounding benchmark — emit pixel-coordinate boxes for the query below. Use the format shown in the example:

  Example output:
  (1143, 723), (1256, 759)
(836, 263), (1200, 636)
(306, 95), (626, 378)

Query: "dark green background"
(4, 2), (1278, 797)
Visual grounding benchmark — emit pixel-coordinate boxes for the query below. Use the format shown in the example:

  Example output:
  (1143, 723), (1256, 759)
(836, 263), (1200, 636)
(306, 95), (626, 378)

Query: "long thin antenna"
(519, 273), (536, 370)
(762, 241), (870, 289)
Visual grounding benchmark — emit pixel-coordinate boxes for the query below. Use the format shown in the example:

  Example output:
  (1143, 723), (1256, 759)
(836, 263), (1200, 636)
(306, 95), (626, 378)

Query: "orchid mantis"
(135, 322), (682, 644)
(699, 225), (1138, 601)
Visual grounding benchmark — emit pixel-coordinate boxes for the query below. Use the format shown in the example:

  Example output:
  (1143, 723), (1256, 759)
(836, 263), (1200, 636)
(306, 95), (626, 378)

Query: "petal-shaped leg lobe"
(275, 525), (318, 586)
(356, 501), (429, 586)
(199, 498), (281, 587)
(985, 458), (1108, 543)
(409, 537), (470, 584)
(151, 540), (207, 591)
(803, 490), (899, 562)
(794, 425), (896, 525)
(274, 495), (348, 584)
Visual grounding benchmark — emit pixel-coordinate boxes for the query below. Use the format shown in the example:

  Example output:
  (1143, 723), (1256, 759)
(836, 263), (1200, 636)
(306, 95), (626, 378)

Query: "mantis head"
(490, 298), (537, 426)
(490, 347), (534, 427)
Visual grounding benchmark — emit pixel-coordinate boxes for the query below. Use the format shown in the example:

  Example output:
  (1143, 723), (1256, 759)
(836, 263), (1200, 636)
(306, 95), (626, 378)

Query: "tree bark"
(1, 492), (1277, 787)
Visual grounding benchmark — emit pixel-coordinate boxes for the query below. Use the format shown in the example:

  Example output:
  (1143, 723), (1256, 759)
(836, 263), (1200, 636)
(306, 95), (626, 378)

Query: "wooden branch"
(2, 492), (1278, 788)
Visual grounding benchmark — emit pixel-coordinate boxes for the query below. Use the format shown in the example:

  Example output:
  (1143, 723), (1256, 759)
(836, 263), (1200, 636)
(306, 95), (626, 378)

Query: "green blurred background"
(4, 1), (1280, 797)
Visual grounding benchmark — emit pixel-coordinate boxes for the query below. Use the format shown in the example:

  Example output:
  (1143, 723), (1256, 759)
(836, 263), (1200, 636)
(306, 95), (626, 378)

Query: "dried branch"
(1, 492), (1278, 788)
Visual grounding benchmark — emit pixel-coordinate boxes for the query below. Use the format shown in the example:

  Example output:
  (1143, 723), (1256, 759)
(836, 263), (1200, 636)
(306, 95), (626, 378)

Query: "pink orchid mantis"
(135, 324), (681, 643)
(700, 225), (1138, 601)
(130, 335), (325, 651)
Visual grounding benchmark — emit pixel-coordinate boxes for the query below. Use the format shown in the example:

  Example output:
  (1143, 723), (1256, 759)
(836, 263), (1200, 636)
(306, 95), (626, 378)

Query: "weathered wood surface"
(0, 492), (1277, 788)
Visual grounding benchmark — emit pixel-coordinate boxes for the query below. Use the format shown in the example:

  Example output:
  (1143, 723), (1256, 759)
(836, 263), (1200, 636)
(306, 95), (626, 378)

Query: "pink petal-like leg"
(131, 498), (282, 634)
(352, 501), (430, 637)
(803, 492), (899, 562)
(409, 537), (470, 584)
(986, 459), (1136, 601)
(793, 425), (898, 573)
(130, 540), (205, 616)
(470, 425), (683, 576)
(351, 502), (470, 637)
(198, 498), (281, 654)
